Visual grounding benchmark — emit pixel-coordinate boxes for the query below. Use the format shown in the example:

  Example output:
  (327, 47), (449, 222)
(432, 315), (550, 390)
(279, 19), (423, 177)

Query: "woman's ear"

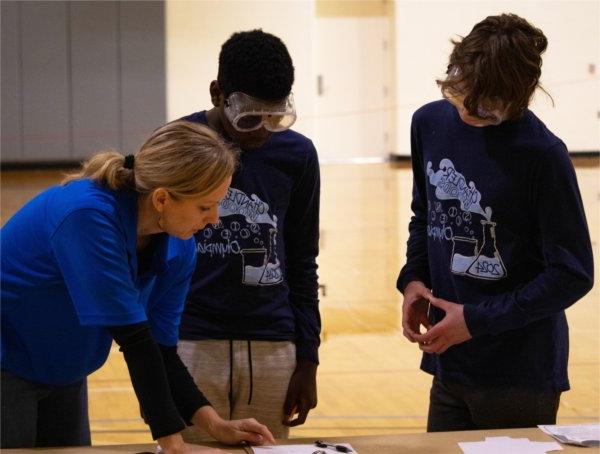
(151, 188), (169, 213)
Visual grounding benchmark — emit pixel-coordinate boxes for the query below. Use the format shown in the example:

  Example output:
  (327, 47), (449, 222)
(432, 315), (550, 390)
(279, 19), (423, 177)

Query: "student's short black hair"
(218, 29), (295, 101)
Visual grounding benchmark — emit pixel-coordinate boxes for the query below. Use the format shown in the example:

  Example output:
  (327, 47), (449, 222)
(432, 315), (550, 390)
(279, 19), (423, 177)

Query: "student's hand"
(283, 360), (318, 427)
(412, 297), (472, 354)
(157, 432), (227, 453)
(192, 406), (275, 446)
(402, 281), (434, 342)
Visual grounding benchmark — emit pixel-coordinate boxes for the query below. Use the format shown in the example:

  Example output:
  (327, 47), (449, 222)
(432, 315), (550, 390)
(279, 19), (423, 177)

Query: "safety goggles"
(223, 92), (296, 132)
(444, 66), (507, 125)
(443, 89), (507, 125)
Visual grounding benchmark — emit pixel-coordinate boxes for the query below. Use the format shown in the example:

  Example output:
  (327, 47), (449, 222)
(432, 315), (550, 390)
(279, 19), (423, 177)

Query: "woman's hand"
(157, 432), (227, 453)
(192, 406), (276, 445)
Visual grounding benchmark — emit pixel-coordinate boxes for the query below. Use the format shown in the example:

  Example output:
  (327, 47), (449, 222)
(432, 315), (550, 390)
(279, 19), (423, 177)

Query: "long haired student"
(398, 14), (593, 431)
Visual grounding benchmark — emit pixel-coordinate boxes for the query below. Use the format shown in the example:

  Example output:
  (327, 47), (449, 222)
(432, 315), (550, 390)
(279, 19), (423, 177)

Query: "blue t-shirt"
(1, 179), (196, 385)
(178, 111), (321, 363)
(398, 100), (594, 392)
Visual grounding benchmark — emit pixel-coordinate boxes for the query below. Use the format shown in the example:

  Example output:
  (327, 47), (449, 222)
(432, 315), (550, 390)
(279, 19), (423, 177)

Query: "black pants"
(427, 376), (561, 432)
(1, 370), (91, 448)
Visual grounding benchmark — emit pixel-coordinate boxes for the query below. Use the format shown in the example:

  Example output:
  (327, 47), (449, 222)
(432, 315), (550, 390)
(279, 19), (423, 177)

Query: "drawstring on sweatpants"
(228, 340), (255, 409)
(247, 340), (254, 405)
(228, 340), (234, 418)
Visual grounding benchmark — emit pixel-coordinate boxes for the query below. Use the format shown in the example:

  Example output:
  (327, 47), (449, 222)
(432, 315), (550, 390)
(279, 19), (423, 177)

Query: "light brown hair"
(437, 13), (549, 119)
(63, 121), (238, 199)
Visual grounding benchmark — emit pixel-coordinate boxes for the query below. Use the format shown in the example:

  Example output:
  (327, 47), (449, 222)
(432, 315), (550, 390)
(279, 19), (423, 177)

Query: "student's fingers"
(403, 303), (431, 341)
(283, 406), (298, 425)
(419, 312), (432, 331)
(403, 326), (417, 342)
(427, 297), (451, 310)
(404, 320), (430, 342)
(283, 389), (297, 420)
(412, 323), (442, 344)
(402, 317), (419, 342)
(286, 401), (310, 427)
(283, 403), (300, 426)
(415, 287), (434, 300)
(422, 321), (432, 331)
(405, 282), (433, 300)
(419, 337), (446, 354)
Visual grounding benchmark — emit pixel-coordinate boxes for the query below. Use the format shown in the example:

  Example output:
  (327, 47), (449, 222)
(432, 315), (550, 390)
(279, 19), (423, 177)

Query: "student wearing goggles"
(399, 13), (593, 436)
(224, 92), (296, 133)
(177, 29), (321, 443)
(441, 66), (509, 127)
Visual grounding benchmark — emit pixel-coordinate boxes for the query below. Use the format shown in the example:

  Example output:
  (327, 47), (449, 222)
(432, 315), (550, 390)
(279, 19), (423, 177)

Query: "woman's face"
(160, 176), (231, 240)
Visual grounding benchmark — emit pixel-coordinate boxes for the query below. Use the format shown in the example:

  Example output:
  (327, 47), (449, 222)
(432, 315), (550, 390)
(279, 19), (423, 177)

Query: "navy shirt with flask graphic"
(398, 100), (594, 391)
(178, 111), (321, 363)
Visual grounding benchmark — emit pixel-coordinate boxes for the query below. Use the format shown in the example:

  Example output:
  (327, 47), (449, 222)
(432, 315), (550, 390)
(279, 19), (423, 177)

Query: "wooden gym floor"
(1, 160), (598, 444)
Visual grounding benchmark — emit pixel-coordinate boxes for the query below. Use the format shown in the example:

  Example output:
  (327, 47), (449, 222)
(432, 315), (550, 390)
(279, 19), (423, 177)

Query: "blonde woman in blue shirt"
(1, 121), (275, 452)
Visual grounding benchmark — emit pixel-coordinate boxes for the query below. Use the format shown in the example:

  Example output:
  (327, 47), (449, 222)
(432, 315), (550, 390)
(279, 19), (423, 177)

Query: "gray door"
(1, 1), (166, 164)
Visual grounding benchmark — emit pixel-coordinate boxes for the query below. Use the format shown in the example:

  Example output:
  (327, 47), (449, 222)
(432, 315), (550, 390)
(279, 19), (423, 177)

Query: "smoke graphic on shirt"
(427, 159), (506, 281)
(220, 188), (277, 227)
(197, 187), (282, 286)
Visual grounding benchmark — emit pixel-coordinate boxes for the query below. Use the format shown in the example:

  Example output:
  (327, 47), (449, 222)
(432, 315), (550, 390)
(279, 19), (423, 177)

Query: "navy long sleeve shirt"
(398, 100), (594, 391)
(178, 111), (321, 363)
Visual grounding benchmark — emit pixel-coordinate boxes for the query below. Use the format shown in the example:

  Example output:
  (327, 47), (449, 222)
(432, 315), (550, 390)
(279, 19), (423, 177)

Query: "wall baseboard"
(1, 161), (81, 171)
(389, 151), (599, 163)
(1, 151), (597, 171)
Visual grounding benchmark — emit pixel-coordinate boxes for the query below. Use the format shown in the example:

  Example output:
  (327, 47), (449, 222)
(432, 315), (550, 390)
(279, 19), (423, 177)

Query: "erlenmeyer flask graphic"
(241, 228), (282, 285)
(465, 220), (506, 280)
(241, 248), (268, 285)
(451, 237), (479, 275)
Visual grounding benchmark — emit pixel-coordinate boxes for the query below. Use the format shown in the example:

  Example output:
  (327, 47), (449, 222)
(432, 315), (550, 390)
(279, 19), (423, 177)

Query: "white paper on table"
(458, 436), (563, 454)
(252, 443), (355, 454)
(538, 423), (600, 447)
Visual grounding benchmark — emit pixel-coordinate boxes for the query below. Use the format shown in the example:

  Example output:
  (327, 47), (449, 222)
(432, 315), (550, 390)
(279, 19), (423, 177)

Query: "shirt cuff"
(463, 303), (488, 338)
(295, 342), (319, 365)
(397, 272), (430, 294)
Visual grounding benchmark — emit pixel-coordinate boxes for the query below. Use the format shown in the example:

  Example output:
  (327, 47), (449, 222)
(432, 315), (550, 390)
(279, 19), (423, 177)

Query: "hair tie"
(124, 154), (135, 170)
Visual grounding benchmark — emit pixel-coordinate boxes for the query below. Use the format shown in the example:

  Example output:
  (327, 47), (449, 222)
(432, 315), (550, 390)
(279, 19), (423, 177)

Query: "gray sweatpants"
(178, 339), (296, 442)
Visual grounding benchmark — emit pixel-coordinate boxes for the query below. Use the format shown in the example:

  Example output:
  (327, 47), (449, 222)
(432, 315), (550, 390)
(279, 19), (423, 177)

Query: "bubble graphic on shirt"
(230, 221), (240, 232)
(240, 229), (250, 239)
(455, 215), (462, 226)
(212, 220), (223, 229)
(254, 238), (260, 244)
(221, 230), (231, 240)
(464, 227), (470, 233)
(250, 224), (260, 234)
(462, 211), (472, 222)
(203, 229), (213, 239)
(440, 214), (448, 224)
(427, 159), (492, 221)
(431, 211), (437, 221)
(435, 202), (442, 213)
(448, 207), (458, 218)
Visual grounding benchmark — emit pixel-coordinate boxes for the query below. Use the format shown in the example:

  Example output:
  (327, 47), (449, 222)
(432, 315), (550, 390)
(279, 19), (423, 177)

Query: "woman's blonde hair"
(63, 121), (238, 199)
